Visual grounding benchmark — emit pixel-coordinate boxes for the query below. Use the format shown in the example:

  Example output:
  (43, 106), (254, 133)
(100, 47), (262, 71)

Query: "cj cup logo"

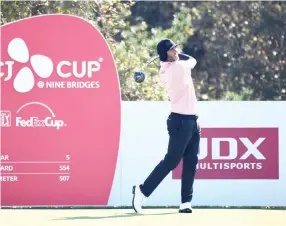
(0, 38), (102, 93)
(1, 38), (54, 93)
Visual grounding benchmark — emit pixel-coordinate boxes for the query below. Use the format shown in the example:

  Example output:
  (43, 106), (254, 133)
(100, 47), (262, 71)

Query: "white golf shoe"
(179, 202), (193, 213)
(132, 185), (146, 213)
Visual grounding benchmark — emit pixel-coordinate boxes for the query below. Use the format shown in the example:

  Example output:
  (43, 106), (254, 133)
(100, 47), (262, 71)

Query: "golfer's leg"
(181, 121), (200, 203)
(140, 117), (191, 197)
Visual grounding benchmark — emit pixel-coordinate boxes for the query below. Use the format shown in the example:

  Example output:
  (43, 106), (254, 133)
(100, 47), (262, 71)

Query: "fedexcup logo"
(16, 102), (66, 130)
(0, 38), (102, 93)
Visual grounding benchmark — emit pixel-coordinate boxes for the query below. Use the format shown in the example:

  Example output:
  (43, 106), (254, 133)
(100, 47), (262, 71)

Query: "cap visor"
(170, 43), (181, 50)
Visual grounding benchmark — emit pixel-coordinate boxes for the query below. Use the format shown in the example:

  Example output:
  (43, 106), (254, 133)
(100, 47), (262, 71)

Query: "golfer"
(132, 39), (201, 214)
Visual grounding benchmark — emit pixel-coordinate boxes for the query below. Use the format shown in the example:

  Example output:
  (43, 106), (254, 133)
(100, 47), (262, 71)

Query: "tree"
(1, 1), (285, 101)
(129, 1), (286, 101)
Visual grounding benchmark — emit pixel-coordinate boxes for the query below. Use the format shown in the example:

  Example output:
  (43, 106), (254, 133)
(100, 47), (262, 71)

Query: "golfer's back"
(160, 59), (198, 115)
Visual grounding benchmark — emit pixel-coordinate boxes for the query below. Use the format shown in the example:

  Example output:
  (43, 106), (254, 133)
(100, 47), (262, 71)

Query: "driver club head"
(134, 71), (146, 83)
(133, 55), (159, 83)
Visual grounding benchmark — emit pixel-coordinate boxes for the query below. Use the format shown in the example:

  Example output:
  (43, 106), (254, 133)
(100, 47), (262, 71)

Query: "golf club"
(134, 55), (159, 83)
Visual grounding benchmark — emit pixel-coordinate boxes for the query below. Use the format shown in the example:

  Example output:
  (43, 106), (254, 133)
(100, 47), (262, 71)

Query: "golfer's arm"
(178, 53), (197, 69)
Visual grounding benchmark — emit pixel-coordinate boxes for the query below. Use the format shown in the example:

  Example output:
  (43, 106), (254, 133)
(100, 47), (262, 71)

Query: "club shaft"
(141, 56), (159, 70)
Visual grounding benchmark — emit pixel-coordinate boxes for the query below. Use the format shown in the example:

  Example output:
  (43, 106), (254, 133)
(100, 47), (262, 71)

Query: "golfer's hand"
(178, 53), (190, 61)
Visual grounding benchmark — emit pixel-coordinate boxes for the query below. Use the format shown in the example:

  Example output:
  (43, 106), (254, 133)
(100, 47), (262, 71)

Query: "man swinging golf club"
(132, 39), (201, 214)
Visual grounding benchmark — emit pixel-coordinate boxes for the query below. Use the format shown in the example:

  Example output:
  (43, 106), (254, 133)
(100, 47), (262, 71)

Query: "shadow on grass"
(52, 211), (178, 221)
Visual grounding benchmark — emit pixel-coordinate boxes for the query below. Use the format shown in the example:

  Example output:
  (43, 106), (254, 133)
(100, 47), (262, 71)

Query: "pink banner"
(173, 128), (279, 179)
(0, 15), (121, 206)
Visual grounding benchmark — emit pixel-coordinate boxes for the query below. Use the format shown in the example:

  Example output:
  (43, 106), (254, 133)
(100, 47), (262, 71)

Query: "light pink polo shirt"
(159, 58), (197, 115)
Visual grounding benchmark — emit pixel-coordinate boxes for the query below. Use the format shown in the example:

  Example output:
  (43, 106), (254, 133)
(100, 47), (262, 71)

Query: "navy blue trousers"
(140, 112), (200, 203)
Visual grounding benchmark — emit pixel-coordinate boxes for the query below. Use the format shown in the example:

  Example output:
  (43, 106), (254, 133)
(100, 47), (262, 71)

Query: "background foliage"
(1, 0), (285, 101)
